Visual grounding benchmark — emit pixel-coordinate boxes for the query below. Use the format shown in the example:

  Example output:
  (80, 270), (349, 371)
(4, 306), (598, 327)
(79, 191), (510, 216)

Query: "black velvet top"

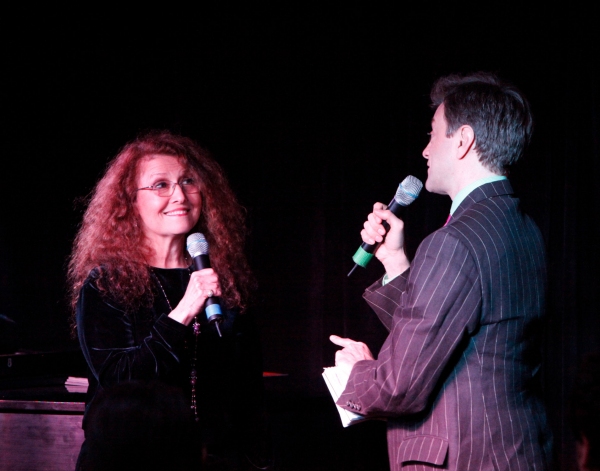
(76, 266), (269, 469)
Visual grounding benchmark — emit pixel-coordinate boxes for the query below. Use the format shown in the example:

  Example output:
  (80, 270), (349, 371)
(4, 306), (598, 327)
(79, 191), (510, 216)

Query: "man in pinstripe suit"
(330, 72), (553, 470)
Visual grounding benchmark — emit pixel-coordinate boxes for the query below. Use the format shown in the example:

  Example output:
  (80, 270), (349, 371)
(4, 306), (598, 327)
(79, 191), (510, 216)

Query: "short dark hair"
(430, 71), (533, 175)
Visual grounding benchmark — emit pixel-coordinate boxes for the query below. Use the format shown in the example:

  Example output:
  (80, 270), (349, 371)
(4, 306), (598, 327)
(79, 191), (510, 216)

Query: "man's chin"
(424, 181), (448, 196)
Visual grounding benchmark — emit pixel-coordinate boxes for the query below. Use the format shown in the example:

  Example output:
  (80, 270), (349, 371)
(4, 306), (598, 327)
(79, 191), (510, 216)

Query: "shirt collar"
(450, 175), (507, 215)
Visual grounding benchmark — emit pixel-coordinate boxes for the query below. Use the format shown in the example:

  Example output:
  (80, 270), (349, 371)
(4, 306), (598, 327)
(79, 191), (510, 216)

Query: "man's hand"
(361, 202), (410, 278)
(330, 335), (375, 376)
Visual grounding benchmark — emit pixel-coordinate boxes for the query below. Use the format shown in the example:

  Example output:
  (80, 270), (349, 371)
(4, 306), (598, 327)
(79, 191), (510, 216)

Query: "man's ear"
(456, 125), (475, 159)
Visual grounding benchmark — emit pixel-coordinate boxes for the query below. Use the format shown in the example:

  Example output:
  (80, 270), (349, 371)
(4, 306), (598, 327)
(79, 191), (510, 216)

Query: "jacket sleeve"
(362, 271), (410, 332)
(337, 230), (482, 417)
(76, 278), (189, 388)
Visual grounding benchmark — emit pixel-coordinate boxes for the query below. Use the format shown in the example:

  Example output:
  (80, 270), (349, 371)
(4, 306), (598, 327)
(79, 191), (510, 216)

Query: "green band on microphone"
(352, 247), (374, 268)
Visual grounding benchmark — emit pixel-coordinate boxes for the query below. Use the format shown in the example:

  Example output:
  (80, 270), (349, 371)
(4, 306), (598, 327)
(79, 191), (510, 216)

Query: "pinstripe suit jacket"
(337, 180), (553, 470)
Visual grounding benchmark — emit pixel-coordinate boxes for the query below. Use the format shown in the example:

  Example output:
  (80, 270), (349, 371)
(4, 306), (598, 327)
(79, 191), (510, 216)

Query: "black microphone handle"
(359, 196), (407, 255)
(191, 254), (211, 271)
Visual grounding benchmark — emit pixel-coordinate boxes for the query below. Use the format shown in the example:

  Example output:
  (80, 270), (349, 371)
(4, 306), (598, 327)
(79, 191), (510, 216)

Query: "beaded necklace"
(152, 268), (201, 422)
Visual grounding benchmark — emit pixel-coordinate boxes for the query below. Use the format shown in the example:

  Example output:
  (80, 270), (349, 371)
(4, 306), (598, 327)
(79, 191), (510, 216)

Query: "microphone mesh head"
(395, 175), (423, 206)
(187, 232), (209, 258)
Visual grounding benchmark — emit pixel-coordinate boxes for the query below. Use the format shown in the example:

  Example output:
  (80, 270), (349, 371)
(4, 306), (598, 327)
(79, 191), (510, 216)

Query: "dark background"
(1, 5), (598, 470)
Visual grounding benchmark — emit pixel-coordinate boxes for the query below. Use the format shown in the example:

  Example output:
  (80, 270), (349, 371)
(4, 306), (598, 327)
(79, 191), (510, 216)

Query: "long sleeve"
(76, 277), (189, 389)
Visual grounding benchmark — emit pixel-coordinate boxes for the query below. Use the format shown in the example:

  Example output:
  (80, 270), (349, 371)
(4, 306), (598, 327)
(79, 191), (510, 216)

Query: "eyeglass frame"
(136, 178), (201, 197)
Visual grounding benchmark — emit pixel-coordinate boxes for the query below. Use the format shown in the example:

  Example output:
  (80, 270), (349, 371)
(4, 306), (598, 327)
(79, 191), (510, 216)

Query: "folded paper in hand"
(322, 366), (366, 427)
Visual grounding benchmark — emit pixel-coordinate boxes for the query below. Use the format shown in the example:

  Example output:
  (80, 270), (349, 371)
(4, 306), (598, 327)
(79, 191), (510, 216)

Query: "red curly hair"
(68, 130), (255, 330)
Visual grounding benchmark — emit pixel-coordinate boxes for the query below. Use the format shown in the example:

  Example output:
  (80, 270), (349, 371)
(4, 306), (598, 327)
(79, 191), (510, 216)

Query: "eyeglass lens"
(156, 181), (200, 197)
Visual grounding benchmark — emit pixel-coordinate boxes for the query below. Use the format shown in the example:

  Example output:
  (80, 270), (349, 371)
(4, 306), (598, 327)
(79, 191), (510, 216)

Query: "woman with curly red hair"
(69, 130), (270, 470)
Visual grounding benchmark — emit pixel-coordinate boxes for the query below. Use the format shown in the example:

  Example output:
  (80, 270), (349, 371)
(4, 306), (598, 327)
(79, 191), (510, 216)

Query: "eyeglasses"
(136, 178), (201, 197)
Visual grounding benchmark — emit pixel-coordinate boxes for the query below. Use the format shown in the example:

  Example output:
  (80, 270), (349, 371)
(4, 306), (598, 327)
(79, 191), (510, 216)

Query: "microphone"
(186, 232), (224, 337)
(348, 175), (423, 276)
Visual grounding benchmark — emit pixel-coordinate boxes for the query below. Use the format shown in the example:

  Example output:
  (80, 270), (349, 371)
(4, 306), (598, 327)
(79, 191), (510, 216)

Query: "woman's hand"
(168, 269), (221, 326)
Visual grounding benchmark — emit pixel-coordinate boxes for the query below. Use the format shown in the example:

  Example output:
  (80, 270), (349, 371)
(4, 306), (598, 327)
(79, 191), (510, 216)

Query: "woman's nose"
(170, 182), (187, 201)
